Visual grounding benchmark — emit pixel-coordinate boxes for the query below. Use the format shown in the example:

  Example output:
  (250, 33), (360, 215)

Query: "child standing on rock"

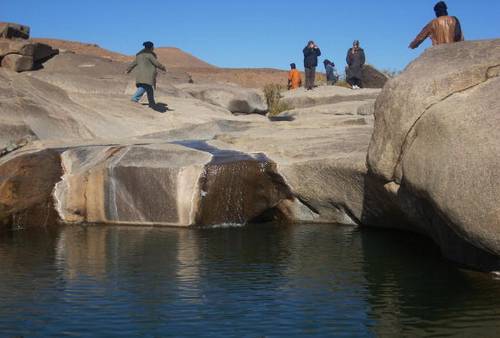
(288, 63), (302, 90)
(323, 60), (339, 86)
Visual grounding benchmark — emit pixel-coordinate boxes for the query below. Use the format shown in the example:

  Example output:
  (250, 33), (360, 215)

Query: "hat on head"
(143, 41), (154, 49)
(353, 40), (360, 46)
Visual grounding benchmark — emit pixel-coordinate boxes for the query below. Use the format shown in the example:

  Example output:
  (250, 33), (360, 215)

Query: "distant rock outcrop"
(367, 39), (500, 270)
(0, 23), (58, 72)
(0, 22), (30, 39)
(361, 65), (389, 88)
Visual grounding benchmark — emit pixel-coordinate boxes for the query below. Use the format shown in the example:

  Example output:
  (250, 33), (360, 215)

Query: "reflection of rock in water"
(56, 226), (108, 280)
(359, 228), (500, 336)
(55, 225), (203, 305)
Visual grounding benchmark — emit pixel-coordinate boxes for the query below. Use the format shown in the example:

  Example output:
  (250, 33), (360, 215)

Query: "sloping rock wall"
(367, 39), (500, 270)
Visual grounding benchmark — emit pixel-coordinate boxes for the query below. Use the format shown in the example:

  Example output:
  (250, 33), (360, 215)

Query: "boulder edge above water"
(366, 39), (500, 271)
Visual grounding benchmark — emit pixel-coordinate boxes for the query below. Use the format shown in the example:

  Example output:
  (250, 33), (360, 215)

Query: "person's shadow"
(142, 102), (172, 113)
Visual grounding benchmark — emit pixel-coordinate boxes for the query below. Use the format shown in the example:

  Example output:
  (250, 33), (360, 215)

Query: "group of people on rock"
(128, 1), (463, 109)
(288, 39), (365, 91)
(288, 1), (463, 91)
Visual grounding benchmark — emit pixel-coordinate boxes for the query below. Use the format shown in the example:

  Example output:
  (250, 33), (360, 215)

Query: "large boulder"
(361, 65), (389, 89)
(1, 54), (33, 72)
(367, 39), (500, 270)
(0, 38), (58, 72)
(177, 83), (268, 114)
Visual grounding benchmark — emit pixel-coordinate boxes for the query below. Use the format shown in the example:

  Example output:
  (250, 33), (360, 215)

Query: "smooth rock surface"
(281, 86), (380, 109)
(176, 83), (268, 114)
(0, 49), (381, 229)
(1, 54), (33, 72)
(367, 39), (500, 270)
(361, 65), (389, 89)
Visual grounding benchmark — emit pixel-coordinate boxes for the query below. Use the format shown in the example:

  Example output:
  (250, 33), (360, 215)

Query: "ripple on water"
(1, 224), (500, 337)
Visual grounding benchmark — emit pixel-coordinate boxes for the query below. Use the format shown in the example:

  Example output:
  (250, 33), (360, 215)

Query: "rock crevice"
(392, 63), (500, 182)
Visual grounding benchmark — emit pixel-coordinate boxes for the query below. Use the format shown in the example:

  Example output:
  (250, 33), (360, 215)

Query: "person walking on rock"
(409, 1), (464, 49)
(323, 59), (339, 86)
(346, 40), (365, 90)
(288, 63), (302, 90)
(303, 41), (321, 90)
(127, 41), (166, 109)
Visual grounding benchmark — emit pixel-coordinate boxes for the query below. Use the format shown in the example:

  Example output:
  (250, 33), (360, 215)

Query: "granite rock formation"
(367, 39), (500, 270)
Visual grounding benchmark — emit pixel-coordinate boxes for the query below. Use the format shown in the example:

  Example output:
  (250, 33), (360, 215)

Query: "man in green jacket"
(127, 41), (166, 109)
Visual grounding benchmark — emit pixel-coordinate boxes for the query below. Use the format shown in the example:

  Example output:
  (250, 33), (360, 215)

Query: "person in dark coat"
(303, 40), (321, 90)
(323, 59), (339, 85)
(346, 40), (365, 89)
(126, 41), (166, 109)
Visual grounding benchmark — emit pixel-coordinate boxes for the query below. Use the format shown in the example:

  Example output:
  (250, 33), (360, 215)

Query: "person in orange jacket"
(409, 1), (464, 49)
(288, 63), (302, 90)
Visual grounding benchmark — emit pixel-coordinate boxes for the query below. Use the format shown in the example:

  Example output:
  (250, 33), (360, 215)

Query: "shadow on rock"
(360, 174), (500, 271)
(268, 115), (295, 122)
(141, 102), (170, 113)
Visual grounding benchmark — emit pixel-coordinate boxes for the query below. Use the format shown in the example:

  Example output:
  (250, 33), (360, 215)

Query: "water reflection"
(0, 225), (500, 337)
(360, 228), (500, 337)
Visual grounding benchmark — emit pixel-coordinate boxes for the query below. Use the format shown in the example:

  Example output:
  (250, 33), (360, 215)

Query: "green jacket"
(127, 51), (166, 86)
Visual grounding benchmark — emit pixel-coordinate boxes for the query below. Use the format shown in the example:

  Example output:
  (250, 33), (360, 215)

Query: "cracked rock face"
(367, 39), (500, 270)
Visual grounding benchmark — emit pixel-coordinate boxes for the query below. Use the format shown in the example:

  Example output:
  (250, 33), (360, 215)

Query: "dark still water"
(1, 224), (500, 337)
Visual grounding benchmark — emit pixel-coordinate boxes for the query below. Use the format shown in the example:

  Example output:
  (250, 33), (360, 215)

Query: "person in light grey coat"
(127, 41), (166, 108)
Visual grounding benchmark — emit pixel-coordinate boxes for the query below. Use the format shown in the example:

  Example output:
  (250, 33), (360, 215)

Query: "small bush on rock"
(263, 84), (291, 116)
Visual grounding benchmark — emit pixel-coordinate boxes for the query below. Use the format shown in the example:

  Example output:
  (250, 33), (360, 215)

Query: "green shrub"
(263, 84), (291, 116)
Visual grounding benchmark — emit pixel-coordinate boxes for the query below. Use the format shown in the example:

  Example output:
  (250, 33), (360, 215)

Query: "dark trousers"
(347, 77), (362, 88)
(305, 67), (316, 89)
(132, 83), (156, 106)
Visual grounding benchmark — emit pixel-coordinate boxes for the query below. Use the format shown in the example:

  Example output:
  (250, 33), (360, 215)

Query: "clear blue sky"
(2, 0), (499, 71)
